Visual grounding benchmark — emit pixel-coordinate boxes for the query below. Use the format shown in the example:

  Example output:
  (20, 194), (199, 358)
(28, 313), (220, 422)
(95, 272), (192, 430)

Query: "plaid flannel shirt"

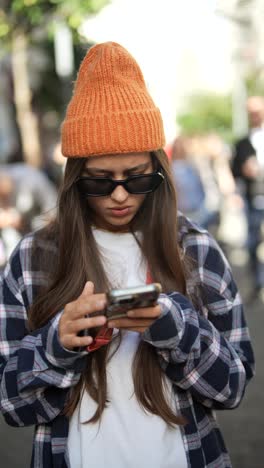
(0, 215), (255, 468)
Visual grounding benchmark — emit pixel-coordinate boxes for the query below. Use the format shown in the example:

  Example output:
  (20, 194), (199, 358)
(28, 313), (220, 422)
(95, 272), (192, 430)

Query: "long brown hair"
(28, 149), (187, 426)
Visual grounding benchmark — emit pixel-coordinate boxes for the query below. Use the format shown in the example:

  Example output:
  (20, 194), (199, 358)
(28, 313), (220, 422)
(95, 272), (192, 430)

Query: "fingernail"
(127, 310), (134, 317)
(97, 300), (106, 308)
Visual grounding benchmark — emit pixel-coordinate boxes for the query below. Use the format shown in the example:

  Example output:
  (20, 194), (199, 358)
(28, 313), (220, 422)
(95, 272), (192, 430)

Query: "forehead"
(84, 152), (151, 170)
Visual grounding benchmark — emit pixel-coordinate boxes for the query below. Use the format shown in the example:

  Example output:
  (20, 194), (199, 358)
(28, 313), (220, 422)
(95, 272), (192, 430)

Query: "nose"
(110, 184), (129, 203)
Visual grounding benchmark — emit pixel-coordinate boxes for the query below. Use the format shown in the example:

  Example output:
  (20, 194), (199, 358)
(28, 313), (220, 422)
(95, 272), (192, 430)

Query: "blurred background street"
(1, 0), (264, 466)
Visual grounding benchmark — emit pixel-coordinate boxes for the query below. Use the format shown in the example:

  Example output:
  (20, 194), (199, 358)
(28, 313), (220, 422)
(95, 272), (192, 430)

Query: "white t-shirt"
(67, 228), (187, 468)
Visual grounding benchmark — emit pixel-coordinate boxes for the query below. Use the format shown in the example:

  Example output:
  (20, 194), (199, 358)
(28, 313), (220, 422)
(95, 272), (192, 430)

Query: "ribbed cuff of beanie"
(61, 108), (165, 157)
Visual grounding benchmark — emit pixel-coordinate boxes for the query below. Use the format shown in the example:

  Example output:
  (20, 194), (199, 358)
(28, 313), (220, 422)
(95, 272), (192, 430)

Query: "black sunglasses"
(76, 171), (164, 197)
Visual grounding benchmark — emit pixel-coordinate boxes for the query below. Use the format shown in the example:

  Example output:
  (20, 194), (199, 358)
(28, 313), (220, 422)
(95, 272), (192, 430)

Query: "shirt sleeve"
(0, 239), (87, 427)
(143, 229), (255, 410)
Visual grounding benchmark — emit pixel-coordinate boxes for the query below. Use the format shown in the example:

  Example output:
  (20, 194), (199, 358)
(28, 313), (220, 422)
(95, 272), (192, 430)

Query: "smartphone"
(106, 283), (162, 320)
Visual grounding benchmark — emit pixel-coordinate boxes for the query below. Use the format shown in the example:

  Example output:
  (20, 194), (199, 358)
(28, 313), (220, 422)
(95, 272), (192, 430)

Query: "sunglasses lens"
(77, 172), (164, 197)
(125, 173), (163, 194)
(77, 178), (113, 196)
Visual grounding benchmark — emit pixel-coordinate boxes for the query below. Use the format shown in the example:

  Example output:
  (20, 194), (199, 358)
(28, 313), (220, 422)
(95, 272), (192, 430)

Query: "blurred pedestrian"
(0, 42), (254, 468)
(170, 135), (207, 225)
(232, 95), (264, 298)
(170, 133), (238, 235)
(0, 173), (23, 269)
(0, 162), (57, 231)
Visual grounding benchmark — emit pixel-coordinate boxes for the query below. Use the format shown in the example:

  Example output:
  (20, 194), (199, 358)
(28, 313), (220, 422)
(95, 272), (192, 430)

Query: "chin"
(107, 216), (133, 231)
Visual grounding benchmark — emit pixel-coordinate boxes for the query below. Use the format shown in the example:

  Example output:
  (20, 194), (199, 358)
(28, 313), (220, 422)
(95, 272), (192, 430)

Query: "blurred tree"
(177, 93), (233, 142)
(0, 0), (108, 167)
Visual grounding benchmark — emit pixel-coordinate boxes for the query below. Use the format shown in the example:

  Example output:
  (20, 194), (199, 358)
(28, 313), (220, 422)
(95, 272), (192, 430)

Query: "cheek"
(135, 194), (146, 209)
(87, 199), (106, 213)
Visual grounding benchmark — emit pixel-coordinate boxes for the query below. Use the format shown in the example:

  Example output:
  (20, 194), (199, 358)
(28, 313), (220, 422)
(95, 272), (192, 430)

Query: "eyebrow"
(83, 162), (151, 176)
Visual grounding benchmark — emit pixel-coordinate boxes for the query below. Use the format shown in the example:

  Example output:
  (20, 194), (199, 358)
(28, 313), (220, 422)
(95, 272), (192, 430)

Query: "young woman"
(0, 42), (254, 468)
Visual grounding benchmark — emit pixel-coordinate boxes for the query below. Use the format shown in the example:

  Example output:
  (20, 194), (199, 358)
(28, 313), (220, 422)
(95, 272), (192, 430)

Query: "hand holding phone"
(106, 283), (162, 333)
(59, 281), (107, 350)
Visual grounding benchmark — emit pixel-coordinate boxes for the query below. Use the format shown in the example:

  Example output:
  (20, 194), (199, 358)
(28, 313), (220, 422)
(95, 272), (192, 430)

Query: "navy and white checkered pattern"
(0, 215), (255, 468)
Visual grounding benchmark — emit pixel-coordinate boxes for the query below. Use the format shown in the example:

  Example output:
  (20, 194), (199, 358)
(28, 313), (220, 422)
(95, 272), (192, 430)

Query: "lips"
(109, 206), (131, 217)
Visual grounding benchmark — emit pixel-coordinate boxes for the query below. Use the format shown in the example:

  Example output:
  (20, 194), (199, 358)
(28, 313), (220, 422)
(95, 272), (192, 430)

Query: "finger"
(82, 281), (94, 297)
(73, 295), (107, 319)
(69, 315), (107, 333)
(63, 283), (96, 318)
(108, 318), (153, 329)
(126, 305), (161, 319)
(63, 334), (94, 350)
(80, 293), (107, 309)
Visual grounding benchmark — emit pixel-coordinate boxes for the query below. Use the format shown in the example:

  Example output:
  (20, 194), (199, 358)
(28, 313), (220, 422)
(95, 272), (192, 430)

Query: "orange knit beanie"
(61, 42), (165, 157)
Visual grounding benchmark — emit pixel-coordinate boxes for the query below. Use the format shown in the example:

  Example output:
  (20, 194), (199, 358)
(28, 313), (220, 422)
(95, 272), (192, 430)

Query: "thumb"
(82, 281), (94, 297)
